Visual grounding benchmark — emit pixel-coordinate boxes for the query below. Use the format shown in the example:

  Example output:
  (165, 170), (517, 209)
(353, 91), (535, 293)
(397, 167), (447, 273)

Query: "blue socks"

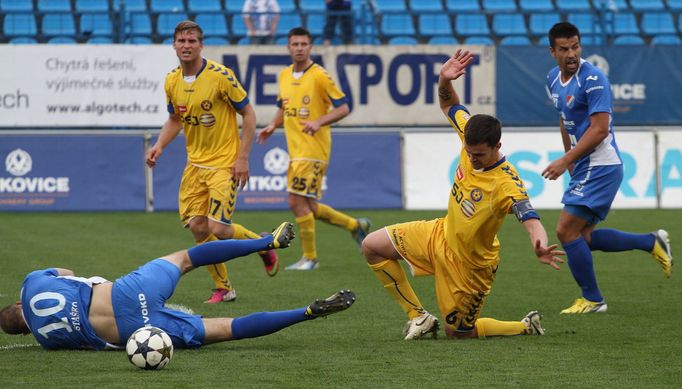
(231, 308), (311, 340)
(589, 229), (655, 252)
(563, 236), (603, 303)
(188, 236), (273, 267)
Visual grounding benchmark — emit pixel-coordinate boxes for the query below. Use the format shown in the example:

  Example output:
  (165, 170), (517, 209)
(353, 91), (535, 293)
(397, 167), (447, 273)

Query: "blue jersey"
(20, 269), (111, 350)
(546, 59), (621, 170)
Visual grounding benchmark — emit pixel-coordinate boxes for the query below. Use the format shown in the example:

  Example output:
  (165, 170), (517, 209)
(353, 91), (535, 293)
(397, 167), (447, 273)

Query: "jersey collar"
(480, 155), (506, 172)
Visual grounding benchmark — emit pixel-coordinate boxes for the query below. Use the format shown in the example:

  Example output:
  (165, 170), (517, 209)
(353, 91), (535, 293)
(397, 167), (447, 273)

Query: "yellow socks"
(231, 223), (260, 240)
(475, 318), (527, 338)
(197, 235), (232, 290)
(296, 213), (317, 259)
(369, 260), (425, 320)
(315, 203), (358, 231)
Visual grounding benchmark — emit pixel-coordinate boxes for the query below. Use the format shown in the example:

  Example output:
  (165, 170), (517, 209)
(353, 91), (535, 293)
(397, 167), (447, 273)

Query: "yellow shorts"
(287, 159), (327, 199)
(386, 218), (497, 332)
(178, 164), (237, 227)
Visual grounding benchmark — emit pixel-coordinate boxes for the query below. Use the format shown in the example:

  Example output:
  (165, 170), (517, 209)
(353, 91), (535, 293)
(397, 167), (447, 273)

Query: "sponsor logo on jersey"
(302, 95), (310, 105)
(566, 95), (575, 108)
(177, 105), (187, 113)
(298, 107), (310, 119)
(456, 165), (464, 181)
(461, 199), (475, 218)
(199, 113), (216, 127)
(470, 188), (483, 202)
(200, 100), (212, 111)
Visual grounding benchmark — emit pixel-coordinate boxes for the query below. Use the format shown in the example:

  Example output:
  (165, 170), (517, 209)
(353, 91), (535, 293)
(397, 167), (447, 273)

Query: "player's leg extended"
(200, 290), (356, 344)
(589, 228), (672, 278)
(314, 203), (371, 247)
(557, 208), (607, 313)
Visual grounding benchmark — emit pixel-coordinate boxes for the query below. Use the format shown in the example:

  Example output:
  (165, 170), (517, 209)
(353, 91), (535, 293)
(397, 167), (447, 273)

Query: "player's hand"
(542, 157), (570, 180)
(257, 124), (276, 144)
(534, 240), (565, 270)
(232, 158), (250, 189)
(145, 145), (162, 168)
(439, 49), (474, 82)
(300, 120), (321, 135)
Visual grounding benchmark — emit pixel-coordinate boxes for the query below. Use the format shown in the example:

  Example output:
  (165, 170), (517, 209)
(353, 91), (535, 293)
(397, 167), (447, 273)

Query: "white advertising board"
(404, 130), (657, 210)
(0, 45), (177, 127)
(658, 130), (682, 208)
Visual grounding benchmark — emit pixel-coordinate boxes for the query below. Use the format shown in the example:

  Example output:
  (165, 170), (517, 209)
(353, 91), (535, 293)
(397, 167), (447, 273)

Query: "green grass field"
(1, 210), (680, 388)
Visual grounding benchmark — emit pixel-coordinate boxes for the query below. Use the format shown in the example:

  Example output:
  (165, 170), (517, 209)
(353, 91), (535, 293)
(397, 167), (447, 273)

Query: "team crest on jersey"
(565, 95), (575, 108)
(455, 165), (464, 181)
(201, 100), (212, 111)
(461, 199), (475, 218)
(470, 188), (483, 202)
(299, 107), (310, 119)
(200, 113), (216, 127)
(177, 105), (187, 113)
(302, 95), (310, 105)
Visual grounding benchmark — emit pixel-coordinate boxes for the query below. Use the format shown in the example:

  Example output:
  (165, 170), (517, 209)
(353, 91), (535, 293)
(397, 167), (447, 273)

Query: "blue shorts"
(562, 164), (623, 223)
(112, 259), (205, 348)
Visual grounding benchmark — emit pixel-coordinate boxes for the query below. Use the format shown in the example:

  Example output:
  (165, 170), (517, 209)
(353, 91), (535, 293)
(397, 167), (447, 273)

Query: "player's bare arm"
(542, 112), (610, 180)
(300, 103), (349, 135)
(521, 218), (565, 270)
(438, 49), (474, 116)
(55, 268), (75, 276)
(233, 104), (256, 189)
(257, 108), (284, 144)
(146, 114), (183, 168)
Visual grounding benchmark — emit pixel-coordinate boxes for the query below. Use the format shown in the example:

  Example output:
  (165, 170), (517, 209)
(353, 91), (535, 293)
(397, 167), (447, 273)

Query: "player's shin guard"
(475, 318), (527, 338)
(589, 228), (655, 252)
(314, 203), (358, 231)
(563, 237), (603, 303)
(296, 213), (317, 259)
(230, 308), (309, 340)
(189, 235), (274, 268)
(369, 260), (425, 320)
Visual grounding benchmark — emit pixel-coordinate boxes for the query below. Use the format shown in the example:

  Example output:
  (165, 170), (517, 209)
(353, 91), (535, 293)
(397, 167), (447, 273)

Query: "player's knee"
(556, 224), (578, 243)
(444, 324), (476, 339)
(209, 223), (233, 240)
(361, 231), (385, 263)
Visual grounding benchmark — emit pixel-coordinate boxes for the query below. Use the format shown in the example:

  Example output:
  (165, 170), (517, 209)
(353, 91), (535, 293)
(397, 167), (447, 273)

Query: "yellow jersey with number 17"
(276, 63), (347, 161)
(444, 105), (532, 269)
(165, 58), (249, 168)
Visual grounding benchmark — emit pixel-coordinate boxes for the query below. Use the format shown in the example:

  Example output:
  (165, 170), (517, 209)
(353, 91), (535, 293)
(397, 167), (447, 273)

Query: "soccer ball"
(125, 326), (174, 370)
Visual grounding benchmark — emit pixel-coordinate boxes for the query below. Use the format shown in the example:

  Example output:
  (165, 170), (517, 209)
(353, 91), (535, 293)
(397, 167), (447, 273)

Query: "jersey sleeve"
(221, 67), (250, 111)
(24, 268), (59, 282)
(276, 70), (284, 108)
(446, 104), (470, 142)
(497, 165), (532, 218)
(584, 71), (612, 116)
(319, 69), (347, 107)
(164, 73), (174, 114)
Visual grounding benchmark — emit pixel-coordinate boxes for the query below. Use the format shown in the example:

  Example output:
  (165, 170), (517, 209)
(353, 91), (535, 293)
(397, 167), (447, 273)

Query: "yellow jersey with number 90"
(444, 105), (531, 269)
(165, 58), (249, 168)
(276, 63), (347, 161)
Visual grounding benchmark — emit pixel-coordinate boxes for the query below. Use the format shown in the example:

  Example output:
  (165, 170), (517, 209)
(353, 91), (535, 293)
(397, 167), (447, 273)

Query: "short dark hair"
(174, 20), (204, 42)
(0, 304), (29, 335)
(288, 27), (312, 42)
(548, 22), (580, 48)
(464, 114), (501, 148)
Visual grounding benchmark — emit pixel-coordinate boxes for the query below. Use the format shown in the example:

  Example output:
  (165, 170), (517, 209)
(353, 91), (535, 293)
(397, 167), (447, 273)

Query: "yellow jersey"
(165, 58), (249, 168)
(276, 63), (347, 161)
(444, 105), (531, 269)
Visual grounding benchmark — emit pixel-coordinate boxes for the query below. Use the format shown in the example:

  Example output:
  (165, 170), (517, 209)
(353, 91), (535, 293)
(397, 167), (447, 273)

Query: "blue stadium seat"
(162, 36), (174, 44)
(668, 0), (682, 11)
(150, 0), (185, 12)
(3, 13), (36, 36)
(500, 35), (532, 45)
(195, 14), (227, 36)
(555, 0), (592, 11)
(429, 36), (458, 44)
(75, 0), (108, 12)
(357, 35), (381, 44)
(299, 0), (325, 11)
(629, 0), (665, 10)
(187, 0), (222, 12)
(456, 14), (490, 36)
(651, 34), (682, 44)
(231, 14), (248, 37)
(125, 36), (153, 44)
(278, 0), (297, 12)
(381, 14), (415, 36)
(418, 14), (453, 37)
(275, 36), (290, 45)
(482, 0), (517, 12)
(388, 36), (418, 45)
(581, 34), (604, 45)
(610, 13), (639, 35)
(80, 13), (113, 36)
(37, 0), (71, 11)
(613, 35), (645, 44)
(519, 0), (554, 11)
(113, 0), (148, 11)
(87, 36), (113, 44)
(373, 0), (406, 11)
(464, 36), (494, 45)
(537, 35), (549, 46)
(203, 36), (229, 45)
(225, 0), (246, 12)
(313, 35), (341, 44)
(568, 13), (601, 35)
(1, 0), (33, 11)
(276, 13), (303, 35)
(236, 36), (250, 45)
(606, 0), (630, 10)
(410, 0), (444, 11)
(529, 13), (561, 36)
(10, 36), (38, 43)
(306, 13), (326, 35)
(157, 13), (189, 36)
(127, 13), (152, 35)
(641, 12), (676, 35)
(446, 0), (480, 12)
(41, 13), (76, 36)
(48, 36), (77, 44)
(492, 14), (527, 36)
